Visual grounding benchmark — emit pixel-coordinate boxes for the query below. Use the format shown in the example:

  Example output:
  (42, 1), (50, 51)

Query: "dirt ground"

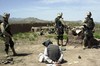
(0, 34), (100, 66)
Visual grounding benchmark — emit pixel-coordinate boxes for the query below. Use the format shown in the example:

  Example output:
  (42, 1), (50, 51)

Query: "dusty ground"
(0, 33), (100, 66)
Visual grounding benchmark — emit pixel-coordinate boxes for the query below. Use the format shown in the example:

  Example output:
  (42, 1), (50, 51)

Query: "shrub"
(45, 34), (68, 40)
(13, 32), (38, 41)
(94, 32), (100, 39)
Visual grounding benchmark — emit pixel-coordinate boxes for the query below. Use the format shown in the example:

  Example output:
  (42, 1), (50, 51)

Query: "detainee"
(38, 40), (64, 66)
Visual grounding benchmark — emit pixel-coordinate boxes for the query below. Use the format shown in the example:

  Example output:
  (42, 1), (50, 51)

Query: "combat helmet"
(57, 12), (63, 17)
(2, 13), (10, 18)
(87, 11), (92, 16)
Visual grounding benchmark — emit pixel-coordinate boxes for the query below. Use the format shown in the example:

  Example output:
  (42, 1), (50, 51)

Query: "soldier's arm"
(5, 24), (9, 30)
(91, 18), (95, 26)
(54, 18), (56, 27)
(1, 23), (11, 37)
(83, 17), (88, 23)
(54, 18), (57, 32)
(60, 18), (65, 26)
(82, 17), (88, 27)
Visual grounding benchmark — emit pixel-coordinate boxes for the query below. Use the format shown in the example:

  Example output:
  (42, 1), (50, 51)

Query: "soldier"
(83, 12), (95, 48)
(1, 13), (17, 56)
(55, 13), (65, 46)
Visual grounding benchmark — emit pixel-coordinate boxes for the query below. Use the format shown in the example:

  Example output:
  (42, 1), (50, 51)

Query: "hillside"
(0, 15), (51, 24)
(9, 17), (51, 24)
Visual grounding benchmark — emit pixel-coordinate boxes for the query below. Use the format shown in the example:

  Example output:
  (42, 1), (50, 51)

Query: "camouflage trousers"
(83, 31), (93, 48)
(83, 36), (90, 47)
(4, 36), (14, 52)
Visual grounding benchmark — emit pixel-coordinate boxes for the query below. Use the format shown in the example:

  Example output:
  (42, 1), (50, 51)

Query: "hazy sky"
(0, 0), (100, 22)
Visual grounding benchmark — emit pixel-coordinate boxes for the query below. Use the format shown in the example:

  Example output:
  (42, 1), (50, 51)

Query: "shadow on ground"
(12, 53), (32, 57)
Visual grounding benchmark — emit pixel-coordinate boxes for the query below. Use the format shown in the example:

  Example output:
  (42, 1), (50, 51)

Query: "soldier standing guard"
(83, 12), (95, 49)
(1, 13), (17, 56)
(55, 13), (65, 46)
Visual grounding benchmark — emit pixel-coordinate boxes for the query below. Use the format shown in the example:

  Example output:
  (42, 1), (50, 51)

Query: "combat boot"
(11, 47), (17, 56)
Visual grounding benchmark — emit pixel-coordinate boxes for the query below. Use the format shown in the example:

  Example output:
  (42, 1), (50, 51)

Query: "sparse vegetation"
(13, 32), (38, 41)
(94, 23), (100, 39)
(45, 34), (56, 39)
(94, 32), (100, 39)
(45, 34), (68, 40)
(63, 34), (68, 39)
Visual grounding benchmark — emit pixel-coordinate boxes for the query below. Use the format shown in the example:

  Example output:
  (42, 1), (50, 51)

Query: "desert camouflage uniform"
(1, 13), (17, 56)
(55, 13), (65, 46)
(55, 17), (64, 38)
(83, 12), (95, 48)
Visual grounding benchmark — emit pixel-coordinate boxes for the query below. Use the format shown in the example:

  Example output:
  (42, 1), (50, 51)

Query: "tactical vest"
(55, 17), (64, 34)
(47, 44), (61, 62)
(55, 17), (63, 28)
(2, 20), (12, 36)
(85, 17), (95, 30)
